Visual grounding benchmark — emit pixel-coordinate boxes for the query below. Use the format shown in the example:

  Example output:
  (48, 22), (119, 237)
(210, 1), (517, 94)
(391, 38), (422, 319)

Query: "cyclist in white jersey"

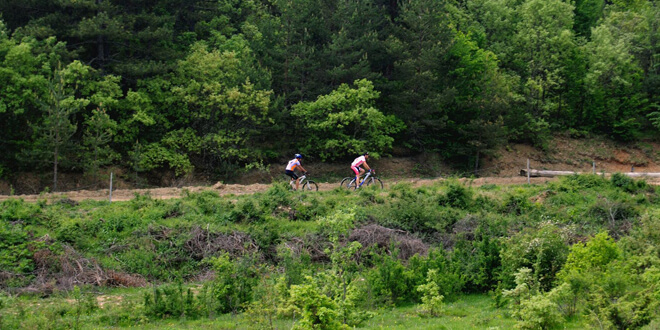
(351, 152), (372, 181)
(285, 154), (307, 190)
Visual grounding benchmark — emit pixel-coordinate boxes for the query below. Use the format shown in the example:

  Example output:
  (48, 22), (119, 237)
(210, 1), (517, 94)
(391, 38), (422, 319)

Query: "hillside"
(2, 135), (660, 202)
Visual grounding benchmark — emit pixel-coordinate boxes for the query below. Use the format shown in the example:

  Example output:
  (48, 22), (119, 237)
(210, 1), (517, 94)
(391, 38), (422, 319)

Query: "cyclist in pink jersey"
(351, 152), (372, 181)
(285, 154), (307, 190)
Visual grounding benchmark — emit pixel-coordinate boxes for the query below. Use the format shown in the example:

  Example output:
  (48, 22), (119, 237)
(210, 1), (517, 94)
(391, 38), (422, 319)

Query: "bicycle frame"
(355, 171), (372, 188)
(290, 174), (306, 187)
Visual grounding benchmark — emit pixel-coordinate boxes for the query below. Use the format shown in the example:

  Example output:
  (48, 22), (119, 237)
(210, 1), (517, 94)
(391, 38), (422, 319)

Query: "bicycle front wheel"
(302, 180), (319, 191)
(365, 177), (384, 189)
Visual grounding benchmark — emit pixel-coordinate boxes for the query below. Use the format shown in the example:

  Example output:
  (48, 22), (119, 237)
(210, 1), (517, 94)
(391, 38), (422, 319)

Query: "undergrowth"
(1, 174), (659, 328)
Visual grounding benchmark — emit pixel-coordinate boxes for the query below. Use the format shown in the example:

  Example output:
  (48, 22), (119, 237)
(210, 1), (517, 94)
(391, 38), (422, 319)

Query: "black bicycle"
(290, 172), (319, 191)
(340, 170), (383, 190)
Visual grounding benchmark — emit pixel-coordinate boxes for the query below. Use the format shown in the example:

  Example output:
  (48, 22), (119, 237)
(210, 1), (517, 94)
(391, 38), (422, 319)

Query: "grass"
(1, 291), (593, 329)
(0, 291), (481, 329)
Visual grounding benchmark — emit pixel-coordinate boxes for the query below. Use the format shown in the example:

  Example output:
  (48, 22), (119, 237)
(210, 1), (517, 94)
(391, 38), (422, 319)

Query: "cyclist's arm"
(363, 162), (371, 171)
(298, 165), (307, 173)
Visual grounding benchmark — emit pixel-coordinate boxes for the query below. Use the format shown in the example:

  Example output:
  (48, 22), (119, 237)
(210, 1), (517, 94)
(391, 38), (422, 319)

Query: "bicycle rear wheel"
(340, 177), (355, 189)
(344, 178), (357, 190)
(302, 180), (319, 191)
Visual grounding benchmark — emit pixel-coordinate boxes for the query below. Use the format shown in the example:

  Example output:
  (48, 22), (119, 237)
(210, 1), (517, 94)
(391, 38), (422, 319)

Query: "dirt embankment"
(1, 135), (659, 202)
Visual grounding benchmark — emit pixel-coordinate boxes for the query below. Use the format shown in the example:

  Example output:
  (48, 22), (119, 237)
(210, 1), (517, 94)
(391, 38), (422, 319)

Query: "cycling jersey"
(286, 159), (301, 171)
(351, 156), (366, 167)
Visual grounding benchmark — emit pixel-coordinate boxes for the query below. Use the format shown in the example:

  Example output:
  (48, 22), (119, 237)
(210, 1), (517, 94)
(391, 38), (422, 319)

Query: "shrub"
(438, 181), (473, 210)
(500, 224), (569, 291)
(183, 190), (223, 215)
(204, 253), (260, 314)
(144, 283), (204, 319)
(416, 269), (444, 317)
(230, 198), (266, 223)
(558, 232), (620, 275)
(365, 251), (415, 305)
(500, 189), (532, 215)
(514, 293), (563, 330)
(407, 249), (464, 300)
(610, 172), (651, 194)
(451, 235), (501, 292)
(0, 199), (42, 225)
(286, 276), (346, 330)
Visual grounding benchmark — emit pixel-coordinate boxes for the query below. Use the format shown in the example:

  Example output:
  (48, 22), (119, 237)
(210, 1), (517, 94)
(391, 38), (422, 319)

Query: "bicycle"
(289, 172), (319, 191)
(340, 170), (383, 190)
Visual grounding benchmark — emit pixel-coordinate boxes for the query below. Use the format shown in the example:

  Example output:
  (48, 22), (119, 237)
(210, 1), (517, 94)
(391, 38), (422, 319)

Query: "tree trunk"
(53, 146), (59, 192)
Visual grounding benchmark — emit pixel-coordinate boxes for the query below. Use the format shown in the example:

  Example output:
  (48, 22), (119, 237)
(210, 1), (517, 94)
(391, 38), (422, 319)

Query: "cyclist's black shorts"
(285, 170), (298, 180)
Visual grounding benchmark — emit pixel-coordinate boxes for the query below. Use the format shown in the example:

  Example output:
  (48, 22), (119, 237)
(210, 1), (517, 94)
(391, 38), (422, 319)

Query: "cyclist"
(351, 152), (372, 185)
(285, 154), (307, 191)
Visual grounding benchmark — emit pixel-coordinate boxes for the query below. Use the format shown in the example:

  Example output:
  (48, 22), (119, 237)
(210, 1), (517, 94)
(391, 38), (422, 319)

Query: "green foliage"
(514, 293), (563, 330)
(559, 232), (620, 275)
(205, 253), (260, 314)
(416, 269), (445, 317)
(500, 188), (533, 215)
(366, 251), (416, 306)
(438, 181), (474, 210)
(610, 172), (651, 193)
(500, 224), (569, 291)
(285, 276), (346, 330)
(144, 283), (203, 320)
(291, 79), (404, 160)
(451, 231), (501, 292)
(2, 175), (660, 328)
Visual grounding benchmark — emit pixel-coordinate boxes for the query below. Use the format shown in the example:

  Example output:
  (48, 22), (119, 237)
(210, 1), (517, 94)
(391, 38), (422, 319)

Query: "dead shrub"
(279, 235), (330, 262)
(349, 224), (428, 260)
(19, 244), (147, 295)
(184, 226), (259, 260)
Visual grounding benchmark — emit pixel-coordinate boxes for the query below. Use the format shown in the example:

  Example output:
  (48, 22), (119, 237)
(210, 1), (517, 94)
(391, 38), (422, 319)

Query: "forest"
(0, 0), (658, 190)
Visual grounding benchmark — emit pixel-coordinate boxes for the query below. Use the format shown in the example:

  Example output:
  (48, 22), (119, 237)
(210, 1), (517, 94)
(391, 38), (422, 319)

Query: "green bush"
(365, 251), (416, 305)
(500, 189), (533, 215)
(610, 172), (652, 194)
(0, 199), (42, 225)
(514, 293), (563, 329)
(408, 249), (465, 300)
(451, 235), (501, 292)
(230, 198), (266, 223)
(205, 253), (260, 314)
(144, 283), (204, 319)
(438, 181), (473, 210)
(285, 276), (346, 329)
(416, 269), (444, 317)
(500, 224), (569, 291)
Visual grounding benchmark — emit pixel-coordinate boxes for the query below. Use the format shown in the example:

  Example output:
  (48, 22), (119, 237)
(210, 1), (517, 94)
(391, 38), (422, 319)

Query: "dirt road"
(0, 176), (565, 203)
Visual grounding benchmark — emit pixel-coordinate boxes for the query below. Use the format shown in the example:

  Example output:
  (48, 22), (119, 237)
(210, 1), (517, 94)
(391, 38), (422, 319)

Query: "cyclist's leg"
(285, 170), (299, 190)
(357, 167), (366, 186)
(352, 166), (361, 181)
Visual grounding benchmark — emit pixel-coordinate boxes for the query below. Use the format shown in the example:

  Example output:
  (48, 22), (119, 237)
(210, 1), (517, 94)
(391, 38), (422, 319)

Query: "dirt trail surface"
(0, 177), (555, 203)
(2, 136), (660, 202)
(3, 175), (660, 203)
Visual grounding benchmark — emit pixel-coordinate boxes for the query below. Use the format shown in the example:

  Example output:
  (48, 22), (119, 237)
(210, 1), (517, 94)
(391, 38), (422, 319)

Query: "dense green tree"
(291, 79), (403, 161)
(135, 40), (273, 176)
(573, 0), (605, 38)
(28, 63), (90, 192)
(385, 0), (457, 152)
(513, 0), (577, 128)
(443, 31), (510, 168)
(583, 18), (646, 140)
(82, 107), (118, 181)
